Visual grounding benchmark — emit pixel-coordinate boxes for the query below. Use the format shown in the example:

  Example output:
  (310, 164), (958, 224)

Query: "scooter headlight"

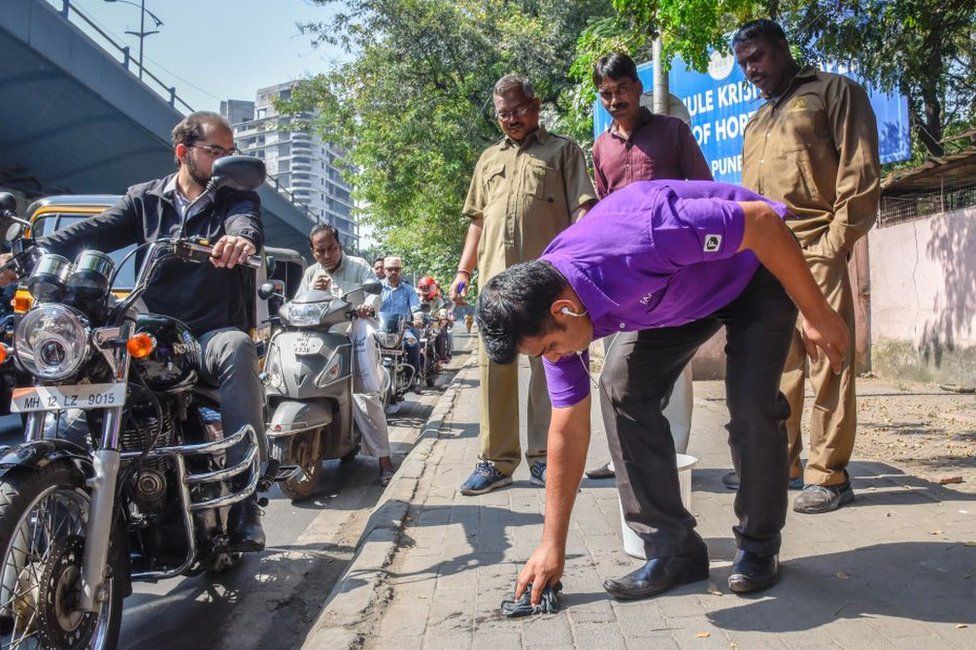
(280, 302), (328, 327)
(14, 304), (90, 380)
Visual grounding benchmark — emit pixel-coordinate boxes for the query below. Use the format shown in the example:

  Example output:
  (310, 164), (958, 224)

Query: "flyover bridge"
(0, 0), (314, 253)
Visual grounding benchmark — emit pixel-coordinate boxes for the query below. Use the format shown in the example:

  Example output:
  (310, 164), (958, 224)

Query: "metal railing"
(50, 0), (194, 113)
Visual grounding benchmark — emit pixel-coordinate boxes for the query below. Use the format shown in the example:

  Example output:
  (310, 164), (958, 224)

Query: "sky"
(72, 0), (348, 112)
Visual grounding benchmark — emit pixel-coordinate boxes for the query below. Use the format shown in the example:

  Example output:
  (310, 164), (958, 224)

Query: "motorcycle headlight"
(280, 302), (328, 327)
(376, 331), (402, 348)
(14, 304), (90, 381)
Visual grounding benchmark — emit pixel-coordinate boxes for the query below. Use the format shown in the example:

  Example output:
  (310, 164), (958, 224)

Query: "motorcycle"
(416, 306), (442, 389)
(0, 157), (286, 649)
(260, 281), (384, 501)
(376, 312), (414, 409)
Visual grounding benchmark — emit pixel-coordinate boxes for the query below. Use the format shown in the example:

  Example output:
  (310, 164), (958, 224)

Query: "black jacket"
(40, 174), (264, 337)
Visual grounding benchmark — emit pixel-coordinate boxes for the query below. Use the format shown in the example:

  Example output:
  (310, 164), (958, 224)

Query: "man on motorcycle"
(298, 225), (395, 484)
(417, 276), (451, 364)
(379, 256), (424, 392)
(0, 111), (268, 552)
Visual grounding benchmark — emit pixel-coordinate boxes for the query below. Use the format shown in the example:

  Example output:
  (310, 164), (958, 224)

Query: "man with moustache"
(450, 74), (597, 495)
(584, 52), (713, 480)
(731, 20), (880, 512)
(0, 112), (269, 550)
(373, 256), (386, 281)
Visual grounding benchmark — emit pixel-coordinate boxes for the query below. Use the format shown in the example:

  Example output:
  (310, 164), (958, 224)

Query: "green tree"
(279, 0), (610, 293)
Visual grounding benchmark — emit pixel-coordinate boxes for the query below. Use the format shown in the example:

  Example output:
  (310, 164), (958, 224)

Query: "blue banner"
(593, 51), (911, 185)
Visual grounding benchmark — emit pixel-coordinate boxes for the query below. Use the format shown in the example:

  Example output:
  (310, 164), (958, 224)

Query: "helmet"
(417, 275), (438, 301)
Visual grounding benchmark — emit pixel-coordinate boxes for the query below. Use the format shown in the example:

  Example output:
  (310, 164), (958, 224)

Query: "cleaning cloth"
(500, 582), (563, 617)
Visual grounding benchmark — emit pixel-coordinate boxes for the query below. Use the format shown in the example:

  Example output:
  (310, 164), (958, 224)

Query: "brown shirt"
(592, 108), (713, 198)
(742, 66), (881, 251)
(462, 126), (597, 281)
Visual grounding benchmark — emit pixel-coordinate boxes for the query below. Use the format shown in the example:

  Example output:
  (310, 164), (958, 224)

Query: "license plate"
(11, 383), (127, 413)
(293, 336), (322, 356)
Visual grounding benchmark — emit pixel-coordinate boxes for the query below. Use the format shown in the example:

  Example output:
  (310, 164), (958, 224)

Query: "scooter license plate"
(292, 336), (322, 356)
(10, 383), (127, 413)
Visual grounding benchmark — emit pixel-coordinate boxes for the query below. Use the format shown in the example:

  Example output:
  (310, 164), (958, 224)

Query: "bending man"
(477, 180), (848, 603)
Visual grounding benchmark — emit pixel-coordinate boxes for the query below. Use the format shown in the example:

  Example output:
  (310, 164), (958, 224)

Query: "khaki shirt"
(742, 67), (881, 251)
(462, 126), (596, 281)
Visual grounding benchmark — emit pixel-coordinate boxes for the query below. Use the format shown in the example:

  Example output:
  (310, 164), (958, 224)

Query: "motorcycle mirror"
(362, 280), (382, 296)
(0, 193), (15, 215)
(0, 194), (26, 243)
(258, 281), (280, 300)
(206, 156), (267, 193)
(420, 302), (431, 313)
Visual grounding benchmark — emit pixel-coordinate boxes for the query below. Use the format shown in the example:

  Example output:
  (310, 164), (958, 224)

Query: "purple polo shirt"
(541, 180), (788, 408)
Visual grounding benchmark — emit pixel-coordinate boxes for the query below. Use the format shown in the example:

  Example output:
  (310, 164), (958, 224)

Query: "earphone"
(560, 306), (588, 318)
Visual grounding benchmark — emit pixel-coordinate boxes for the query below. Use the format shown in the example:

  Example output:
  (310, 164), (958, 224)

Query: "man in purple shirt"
(477, 180), (848, 603)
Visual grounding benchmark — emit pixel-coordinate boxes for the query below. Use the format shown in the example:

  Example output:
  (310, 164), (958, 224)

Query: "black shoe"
(728, 550), (778, 594)
(723, 471), (803, 491)
(792, 481), (854, 513)
(721, 470), (740, 490)
(585, 462), (615, 480)
(603, 552), (709, 600)
(230, 496), (266, 552)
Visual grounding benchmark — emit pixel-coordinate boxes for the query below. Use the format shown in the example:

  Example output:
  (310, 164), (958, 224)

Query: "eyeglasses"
(191, 144), (240, 158)
(385, 267), (402, 272)
(494, 103), (534, 122)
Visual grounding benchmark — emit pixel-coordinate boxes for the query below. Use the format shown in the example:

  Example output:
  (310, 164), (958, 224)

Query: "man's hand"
(211, 235), (256, 269)
(515, 542), (565, 606)
(312, 273), (333, 291)
(449, 272), (468, 305)
(355, 305), (374, 318)
(0, 253), (17, 287)
(412, 314), (423, 328)
(801, 307), (849, 374)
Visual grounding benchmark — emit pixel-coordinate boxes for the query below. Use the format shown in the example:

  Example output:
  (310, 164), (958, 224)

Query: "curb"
(301, 353), (474, 649)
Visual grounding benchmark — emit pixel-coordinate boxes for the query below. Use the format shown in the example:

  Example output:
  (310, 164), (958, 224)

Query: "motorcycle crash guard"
(267, 400), (334, 438)
(0, 439), (95, 482)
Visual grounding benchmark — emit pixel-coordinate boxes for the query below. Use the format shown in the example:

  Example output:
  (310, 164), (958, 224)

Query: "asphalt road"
(0, 334), (473, 650)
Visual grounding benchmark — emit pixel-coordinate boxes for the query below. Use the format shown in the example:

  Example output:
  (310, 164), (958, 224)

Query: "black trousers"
(600, 268), (796, 557)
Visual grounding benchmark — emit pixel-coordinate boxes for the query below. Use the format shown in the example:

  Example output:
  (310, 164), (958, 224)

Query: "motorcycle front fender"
(0, 439), (94, 482)
(267, 400), (334, 438)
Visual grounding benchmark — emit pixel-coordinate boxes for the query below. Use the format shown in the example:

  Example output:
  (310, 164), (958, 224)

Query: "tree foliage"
(567, 0), (976, 159)
(280, 0), (610, 291)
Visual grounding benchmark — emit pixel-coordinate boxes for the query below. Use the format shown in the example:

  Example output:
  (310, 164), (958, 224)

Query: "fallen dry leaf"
(938, 476), (964, 485)
(963, 542), (976, 547)
(956, 624), (968, 629)
(929, 529), (945, 535)
(696, 632), (711, 638)
(836, 572), (851, 580)
(707, 586), (724, 596)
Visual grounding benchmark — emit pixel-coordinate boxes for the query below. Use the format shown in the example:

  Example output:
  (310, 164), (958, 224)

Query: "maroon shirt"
(592, 108), (713, 198)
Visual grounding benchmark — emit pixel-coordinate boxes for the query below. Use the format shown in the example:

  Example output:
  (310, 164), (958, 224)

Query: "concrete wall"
(869, 206), (976, 385)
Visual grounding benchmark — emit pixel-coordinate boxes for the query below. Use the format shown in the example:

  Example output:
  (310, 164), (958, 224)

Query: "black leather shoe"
(728, 550), (778, 594)
(603, 553), (709, 600)
(230, 496), (266, 552)
(585, 462), (615, 480)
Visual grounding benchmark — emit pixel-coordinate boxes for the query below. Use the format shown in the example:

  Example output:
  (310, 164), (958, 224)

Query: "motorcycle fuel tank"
(131, 314), (201, 392)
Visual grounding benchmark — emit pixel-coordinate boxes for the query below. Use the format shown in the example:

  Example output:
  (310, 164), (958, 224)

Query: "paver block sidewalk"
(365, 360), (976, 649)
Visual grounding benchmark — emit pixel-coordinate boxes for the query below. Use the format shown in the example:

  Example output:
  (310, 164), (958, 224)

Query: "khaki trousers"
(781, 236), (857, 487)
(478, 339), (551, 475)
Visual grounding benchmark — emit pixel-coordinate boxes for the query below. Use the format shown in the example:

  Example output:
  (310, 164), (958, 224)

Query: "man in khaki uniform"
(450, 74), (597, 495)
(734, 20), (880, 513)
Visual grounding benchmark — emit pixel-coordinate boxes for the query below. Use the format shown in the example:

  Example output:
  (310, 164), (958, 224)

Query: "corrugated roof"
(882, 148), (976, 196)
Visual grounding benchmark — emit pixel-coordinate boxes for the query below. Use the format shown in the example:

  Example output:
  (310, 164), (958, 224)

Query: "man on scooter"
(298, 225), (395, 485)
(0, 111), (268, 552)
(379, 257), (424, 392)
(417, 276), (452, 364)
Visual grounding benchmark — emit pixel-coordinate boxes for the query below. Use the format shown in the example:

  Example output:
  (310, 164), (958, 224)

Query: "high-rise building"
(221, 81), (358, 250)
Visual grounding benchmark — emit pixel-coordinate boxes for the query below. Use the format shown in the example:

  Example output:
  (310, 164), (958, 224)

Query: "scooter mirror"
(207, 156), (267, 193)
(362, 280), (382, 295)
